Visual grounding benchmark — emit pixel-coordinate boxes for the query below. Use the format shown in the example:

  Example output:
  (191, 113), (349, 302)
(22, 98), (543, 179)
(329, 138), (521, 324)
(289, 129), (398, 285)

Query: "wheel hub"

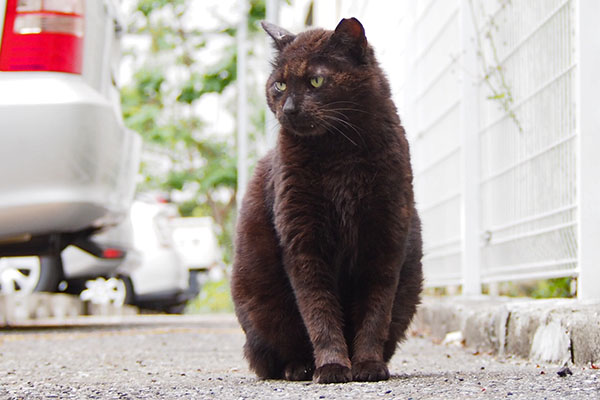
(0, 257), (41, 294)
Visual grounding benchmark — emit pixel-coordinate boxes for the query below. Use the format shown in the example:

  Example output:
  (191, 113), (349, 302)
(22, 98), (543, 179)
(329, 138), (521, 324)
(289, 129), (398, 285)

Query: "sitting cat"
(231, 17), (423, 384)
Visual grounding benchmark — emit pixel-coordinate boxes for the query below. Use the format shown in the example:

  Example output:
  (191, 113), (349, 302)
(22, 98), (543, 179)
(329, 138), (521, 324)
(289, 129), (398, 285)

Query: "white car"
(0, 200), (196, 313)
(0, 0), (140, 287)
(0, 218), (134, 294)
(65, 200), (194, 313)
(170, 216), (223, 294)
(117, 200), (193, 313)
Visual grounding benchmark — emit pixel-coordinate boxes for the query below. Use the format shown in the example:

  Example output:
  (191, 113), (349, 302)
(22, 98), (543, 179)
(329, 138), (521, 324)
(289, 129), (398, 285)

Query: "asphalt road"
(0, 314), (598, 399)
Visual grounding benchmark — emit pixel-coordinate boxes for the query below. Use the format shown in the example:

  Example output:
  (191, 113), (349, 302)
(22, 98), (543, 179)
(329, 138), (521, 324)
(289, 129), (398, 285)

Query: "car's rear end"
(0, 0), (140, 255)
(117, 200), (192, 313)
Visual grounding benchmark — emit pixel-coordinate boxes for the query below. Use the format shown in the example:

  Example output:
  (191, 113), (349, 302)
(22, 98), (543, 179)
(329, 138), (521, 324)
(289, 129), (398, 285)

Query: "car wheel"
(165, 303), (187, 314)
(80, 276), (133, 307)
(37, 256), (64, 292)
(0, 255), (62, 294)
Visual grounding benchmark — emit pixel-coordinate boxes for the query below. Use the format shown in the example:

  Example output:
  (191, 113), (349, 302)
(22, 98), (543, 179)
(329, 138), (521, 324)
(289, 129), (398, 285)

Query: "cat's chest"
(304, 162), (377, 245)
(274, 154), (383, 227)
(319, 161), (375, 210)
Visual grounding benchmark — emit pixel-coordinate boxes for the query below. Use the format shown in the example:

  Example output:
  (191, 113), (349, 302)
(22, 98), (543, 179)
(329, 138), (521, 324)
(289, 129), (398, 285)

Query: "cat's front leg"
(350, 252), (403, 382)
(282, 251), (352, 384)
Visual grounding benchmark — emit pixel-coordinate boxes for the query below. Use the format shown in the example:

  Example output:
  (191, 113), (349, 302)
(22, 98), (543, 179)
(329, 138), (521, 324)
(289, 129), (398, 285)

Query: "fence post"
(236, 0), (249, 209)
(264, 0), (281, 151)
(460, 0), (481, 296)
(576, 0), (600, 301)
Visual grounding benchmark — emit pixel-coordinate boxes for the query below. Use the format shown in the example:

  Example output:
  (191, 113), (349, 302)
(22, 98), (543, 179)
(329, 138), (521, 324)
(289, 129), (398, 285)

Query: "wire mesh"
(476, 0), (578, 282)
(409, 0), (463, 288)
(402, 0), (578, 288)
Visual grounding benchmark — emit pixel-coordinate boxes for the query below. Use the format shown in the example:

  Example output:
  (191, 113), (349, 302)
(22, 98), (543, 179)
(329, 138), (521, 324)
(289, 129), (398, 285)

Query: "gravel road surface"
(0, 314), (598, 399)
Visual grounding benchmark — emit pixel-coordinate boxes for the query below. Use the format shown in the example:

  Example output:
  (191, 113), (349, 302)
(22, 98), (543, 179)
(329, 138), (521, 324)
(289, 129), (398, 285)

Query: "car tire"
(165, 303), (186, 314)
(35, 255), (63, 292)
(0, 255), (63, 294)
(119, 275), (135, 305)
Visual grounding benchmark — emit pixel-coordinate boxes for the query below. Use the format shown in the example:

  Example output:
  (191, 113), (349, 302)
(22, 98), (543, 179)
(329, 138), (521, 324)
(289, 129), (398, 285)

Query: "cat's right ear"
(331, 18), (368, 63)
(261, 21), (296, 51)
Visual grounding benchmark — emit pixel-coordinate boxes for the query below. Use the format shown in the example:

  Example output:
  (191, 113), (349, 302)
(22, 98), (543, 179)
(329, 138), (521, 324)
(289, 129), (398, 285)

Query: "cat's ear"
(261, 21), (296, 51)
(331, 18), (368, 62)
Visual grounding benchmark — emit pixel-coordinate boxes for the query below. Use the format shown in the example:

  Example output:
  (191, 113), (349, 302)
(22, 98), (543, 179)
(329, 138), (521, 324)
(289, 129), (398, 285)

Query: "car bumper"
(134, 289), (192, 307)
(0, 73), (140, 239)
(122, 249), (189, 297)
(61, 245), (123, 279)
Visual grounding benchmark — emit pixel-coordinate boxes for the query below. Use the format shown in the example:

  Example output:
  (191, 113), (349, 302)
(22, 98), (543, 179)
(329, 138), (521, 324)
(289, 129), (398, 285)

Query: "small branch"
(468, 0), (524, 133)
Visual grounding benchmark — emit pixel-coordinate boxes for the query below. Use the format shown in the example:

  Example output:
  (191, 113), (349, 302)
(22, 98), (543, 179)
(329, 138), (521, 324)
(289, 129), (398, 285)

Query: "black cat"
(231, 17), (423, 384)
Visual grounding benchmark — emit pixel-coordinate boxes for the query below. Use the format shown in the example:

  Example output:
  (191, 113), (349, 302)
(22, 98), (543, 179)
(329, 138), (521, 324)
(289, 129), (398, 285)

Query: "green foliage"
(177, 51), (237, 104)
(122, 0), (266, 266)
(248, 0), (266, 31)
(468, 0), (523, 133)
(185, 279), (234, 313)
(531, 278), (574, 299)
(481, 278), (575, 298)
(137, 0), (185, 17)
(121, 68), (166, 142)
(178, 199), (211, 218)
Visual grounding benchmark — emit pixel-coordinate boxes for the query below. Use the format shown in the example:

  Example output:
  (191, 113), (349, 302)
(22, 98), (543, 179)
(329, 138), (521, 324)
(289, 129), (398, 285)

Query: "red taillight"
(102, 248), (124, 259)
(0, 0), (84, 73)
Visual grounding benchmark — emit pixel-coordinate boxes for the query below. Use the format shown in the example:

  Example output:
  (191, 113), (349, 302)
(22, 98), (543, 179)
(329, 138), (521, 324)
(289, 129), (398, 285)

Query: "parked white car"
(117, 200), (193, 313)
(0, 217), (135, 294)
(170, 217), (222, 271)
(0, 200), (197, 313)
(170, 216), (223, 294)
(0, 0), (140, 284)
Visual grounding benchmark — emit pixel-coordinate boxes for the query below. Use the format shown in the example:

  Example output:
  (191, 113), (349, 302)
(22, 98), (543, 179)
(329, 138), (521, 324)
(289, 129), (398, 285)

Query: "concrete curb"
(0, 293), (138, 327)
(413, 296), (600, 366)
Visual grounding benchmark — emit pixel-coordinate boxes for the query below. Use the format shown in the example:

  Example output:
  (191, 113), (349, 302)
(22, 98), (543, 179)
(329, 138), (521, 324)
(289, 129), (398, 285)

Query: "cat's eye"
(274, 81), (287, 91)
(310, 76), (324, 88)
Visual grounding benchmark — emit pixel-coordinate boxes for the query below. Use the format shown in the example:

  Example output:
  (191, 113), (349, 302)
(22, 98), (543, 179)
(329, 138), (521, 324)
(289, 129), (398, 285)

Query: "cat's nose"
(282, 97), (298, 116)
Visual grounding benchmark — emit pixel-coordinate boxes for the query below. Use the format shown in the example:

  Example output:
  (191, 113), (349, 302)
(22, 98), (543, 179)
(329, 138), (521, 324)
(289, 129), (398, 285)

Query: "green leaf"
(487, 92), (506, 100)
(176, 51), (237, 103)
(122, 0), (262, 266)
(248, 0), (266, 32)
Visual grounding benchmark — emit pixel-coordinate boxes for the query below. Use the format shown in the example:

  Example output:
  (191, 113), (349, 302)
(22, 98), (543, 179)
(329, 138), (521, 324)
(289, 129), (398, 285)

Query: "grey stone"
(504, 306), (542, 359)
(530, 321), (570, 364)
(415, 296), (600, 366)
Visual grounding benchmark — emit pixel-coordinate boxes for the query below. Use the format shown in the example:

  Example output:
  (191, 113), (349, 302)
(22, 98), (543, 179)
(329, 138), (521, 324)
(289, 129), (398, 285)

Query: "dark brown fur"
(231, 18), (423, 384)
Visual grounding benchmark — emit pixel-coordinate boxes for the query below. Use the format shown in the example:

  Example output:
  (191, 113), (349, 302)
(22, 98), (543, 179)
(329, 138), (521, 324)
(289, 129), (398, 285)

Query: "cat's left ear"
(261, 21), (296, 51)
(331, 18), (368, 62)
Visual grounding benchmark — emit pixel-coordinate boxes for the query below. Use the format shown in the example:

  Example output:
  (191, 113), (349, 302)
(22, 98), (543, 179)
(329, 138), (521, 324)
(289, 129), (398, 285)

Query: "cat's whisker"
(322, 100), (363, 108)
(320, 114), (367, 147)
(321, 108), (363, 125)
(317, 117), (359, 147)
(326, 107), (371, 115)
(323, 102), (371, 111)
(322, 108), (370, 146)
(265, 119), (282, 135)
(324, 103), (371, 115)
(323, 115), (361, 134)
(325, 111), (370, 135)
(320, 114), (362, 136)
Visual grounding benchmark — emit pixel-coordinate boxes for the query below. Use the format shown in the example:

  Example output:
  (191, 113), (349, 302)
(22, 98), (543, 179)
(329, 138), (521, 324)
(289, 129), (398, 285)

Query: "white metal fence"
(475, 0), (578, 284)
(284, 0), (600, 300)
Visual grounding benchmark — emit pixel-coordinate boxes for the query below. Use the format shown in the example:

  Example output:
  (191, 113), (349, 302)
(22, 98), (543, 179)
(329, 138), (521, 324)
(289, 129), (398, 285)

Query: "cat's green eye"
(274, 81), (287, 91)
(310, 76), (324, 88)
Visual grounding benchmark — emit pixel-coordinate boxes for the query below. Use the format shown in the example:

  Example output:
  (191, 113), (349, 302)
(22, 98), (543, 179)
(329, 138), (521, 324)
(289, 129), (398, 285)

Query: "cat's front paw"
(351, 360), (390, 382)
(313, 363), (352, 384)
(284, 361), (314, 381)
